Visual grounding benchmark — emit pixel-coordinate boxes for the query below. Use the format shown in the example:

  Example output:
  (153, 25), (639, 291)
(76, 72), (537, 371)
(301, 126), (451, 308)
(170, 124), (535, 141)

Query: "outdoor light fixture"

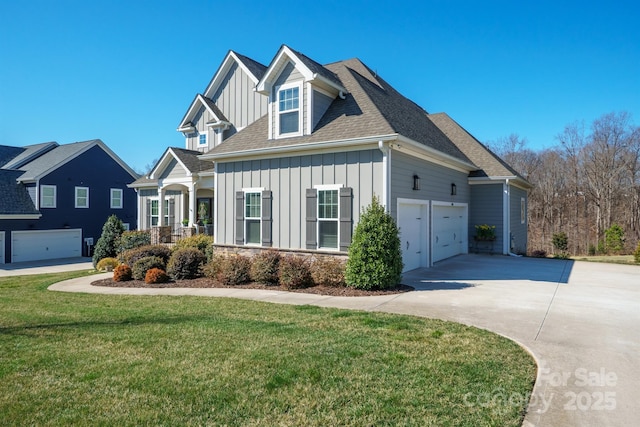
(451, 183), (457, 196)
(413, 174), (420, 191)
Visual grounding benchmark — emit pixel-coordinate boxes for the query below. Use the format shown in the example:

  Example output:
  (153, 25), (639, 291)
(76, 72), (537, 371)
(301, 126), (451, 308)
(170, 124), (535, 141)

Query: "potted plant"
(474, 224), (496, 241)
(182, 218), (189, 227)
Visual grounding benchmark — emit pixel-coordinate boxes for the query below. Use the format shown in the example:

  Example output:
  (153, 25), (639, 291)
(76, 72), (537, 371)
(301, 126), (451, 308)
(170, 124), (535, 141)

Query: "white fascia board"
(468, 176), (531, 190)
(149, 148), (191, 179)
(127, 182), (158, 189)
(203, 51), (261, 99)
(200, 134), (399, 162)
(0, 214), (42, 220)
(257, 46), (315, 95)
(178, 94), (222, 131)
(310, 73), (345, 94)
(394, 135), (477, 173)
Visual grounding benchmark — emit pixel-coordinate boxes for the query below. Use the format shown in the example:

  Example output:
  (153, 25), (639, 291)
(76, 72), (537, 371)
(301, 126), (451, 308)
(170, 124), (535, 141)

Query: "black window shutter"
(261, 190), (272, 247)
(305, 188), (317, 249)
(339, 187), (353, 252)
(235, 191), (244, 245)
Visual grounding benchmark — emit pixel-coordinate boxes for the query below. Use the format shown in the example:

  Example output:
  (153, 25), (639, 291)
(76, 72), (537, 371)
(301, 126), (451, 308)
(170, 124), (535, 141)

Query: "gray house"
(201, 45), (532, 271)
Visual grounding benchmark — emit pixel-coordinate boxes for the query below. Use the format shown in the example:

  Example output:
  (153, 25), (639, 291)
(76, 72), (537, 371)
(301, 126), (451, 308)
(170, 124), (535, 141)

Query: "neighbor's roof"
(0, 142), (57, 170)
(206, 57), (472, 165)
(427, 113), (531, 186)
(0, 169), (39, 215)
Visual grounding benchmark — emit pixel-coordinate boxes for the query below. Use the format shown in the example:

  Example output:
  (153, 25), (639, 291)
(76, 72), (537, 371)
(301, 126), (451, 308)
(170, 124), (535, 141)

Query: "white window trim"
(275, 81), (303, 138)
(74, 186), (89, 209)
(315, 184), (342, 251)
(40, 184), (57, 208)
(150, 198), (171, 227)
(198, 132), (208, 146)
(243, 188), (264, 246)
(111, 188), (123, 209)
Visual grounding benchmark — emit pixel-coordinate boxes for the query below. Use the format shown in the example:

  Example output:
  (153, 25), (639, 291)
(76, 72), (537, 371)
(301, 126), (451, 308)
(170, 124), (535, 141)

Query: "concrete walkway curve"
(48, 254), (639, 427)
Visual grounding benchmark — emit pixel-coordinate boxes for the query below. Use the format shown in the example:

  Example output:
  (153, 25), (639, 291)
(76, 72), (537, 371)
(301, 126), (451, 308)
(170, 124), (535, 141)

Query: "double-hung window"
(318, 189), (339, 249)
(111, 189), (123, 209)
(40, 185), (57, 208)
(244, 192), (261, 245)
(150, 200), (170, 226)
(75, 187), (89, 208)
(277, 84), (300, 136)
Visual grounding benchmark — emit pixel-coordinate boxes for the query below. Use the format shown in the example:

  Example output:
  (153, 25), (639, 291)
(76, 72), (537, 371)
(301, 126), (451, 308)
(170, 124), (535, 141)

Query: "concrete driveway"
(47, 254), (638, 426)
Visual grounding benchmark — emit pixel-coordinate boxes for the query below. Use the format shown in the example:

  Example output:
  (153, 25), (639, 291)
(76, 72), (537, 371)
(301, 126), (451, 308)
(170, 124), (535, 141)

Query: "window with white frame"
(75, 187), (89, 208)
(245, 192), (261, 244)
(199, 133), (207, 146)
(40, 185), (57, 208)
(150, 200), (170, 226)
(277, 84), (300, 136)
(111, 188), (123, 209)
(318, 189), (339, 249)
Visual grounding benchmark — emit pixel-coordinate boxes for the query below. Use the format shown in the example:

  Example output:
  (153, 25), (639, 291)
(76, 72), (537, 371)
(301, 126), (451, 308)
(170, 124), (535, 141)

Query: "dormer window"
(276, 83), (302, 137)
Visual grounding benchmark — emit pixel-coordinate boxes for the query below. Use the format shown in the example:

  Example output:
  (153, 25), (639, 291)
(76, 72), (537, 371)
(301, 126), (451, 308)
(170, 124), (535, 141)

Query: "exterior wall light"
(413, 174), (420, 191)
(451, 183), (457, 196)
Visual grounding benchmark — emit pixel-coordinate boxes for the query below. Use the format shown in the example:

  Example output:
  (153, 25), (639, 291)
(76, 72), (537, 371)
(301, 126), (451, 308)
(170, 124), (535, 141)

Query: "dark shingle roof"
(0, 170), (39, 215)
(206, 57), (471, 165)
(0, 145), (25, 168)
(234, 52), (268, 81)
(172, 147), (215, 173)
(200, 95), (229, 123)
(427, 113), (530, 185)
(17, 140), (97, 181)
(0, 141), (58, 170)
(289, 47), (343, 88)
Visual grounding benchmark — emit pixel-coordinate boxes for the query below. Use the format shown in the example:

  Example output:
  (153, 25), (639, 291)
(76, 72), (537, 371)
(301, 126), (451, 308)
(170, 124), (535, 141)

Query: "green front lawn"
(572, 255), (637, 265)
(0, 272), (535, 426)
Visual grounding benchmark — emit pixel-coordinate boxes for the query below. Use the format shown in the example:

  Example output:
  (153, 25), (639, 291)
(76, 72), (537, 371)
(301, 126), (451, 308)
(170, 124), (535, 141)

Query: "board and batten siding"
(186, 106), (215, 152)
(210, 62), (268, 131)
(510, 185), (528, 254)
(158, 158), (187, 180)
(215, 149), (383, 249)
(469, 183), (504, 253)
(138, 189), (184, 229)
(389, 151), (470, 220)
(313, 89), (334, 129)
(271, 61), (306, 138)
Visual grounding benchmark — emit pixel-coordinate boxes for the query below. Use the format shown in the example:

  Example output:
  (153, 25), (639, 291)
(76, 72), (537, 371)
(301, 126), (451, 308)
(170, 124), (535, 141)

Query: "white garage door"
(12, 229), (82, 263)
(432, 205), (467, 263)
(398, 201), (428, 272)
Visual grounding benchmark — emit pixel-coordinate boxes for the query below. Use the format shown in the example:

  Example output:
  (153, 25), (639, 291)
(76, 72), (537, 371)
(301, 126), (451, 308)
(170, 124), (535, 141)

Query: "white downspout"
(378, 140), (390, 211)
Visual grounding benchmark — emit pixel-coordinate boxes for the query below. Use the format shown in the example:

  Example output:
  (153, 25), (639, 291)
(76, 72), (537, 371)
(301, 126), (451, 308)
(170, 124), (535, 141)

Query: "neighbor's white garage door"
(11, 229), (82, 263)
(432, 205), (467, 263)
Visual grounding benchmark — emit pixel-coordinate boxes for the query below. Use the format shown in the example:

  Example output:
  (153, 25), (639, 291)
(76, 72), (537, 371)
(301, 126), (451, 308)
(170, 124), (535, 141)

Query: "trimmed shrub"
(588, 244), (597, 256)
(145, 268), (169, 284)
(250, 250), (281, 284)
(117, 230), (151, 254)
(96, 257), (119, 272)
(120, 244), (172, 267)
(93, 215), (125, 267)
(279, 256), (312, 289)
(173, 235), (214, 256)
(202, 253), (224, 279)
(132, 256), (166, 281)
(552, 232), (568, 257)
(530, 250), (547, 258)
(217, 254), (251, 286)
(113, 264), (132, 282)
(345, 197), (403, 290)
(634, 242), (640, 264)
(311, 257), (346, 287)
(167, 248), (206, 280)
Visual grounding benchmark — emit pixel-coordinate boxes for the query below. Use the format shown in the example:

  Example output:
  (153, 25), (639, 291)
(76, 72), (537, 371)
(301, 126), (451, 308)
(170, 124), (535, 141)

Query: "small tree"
(345, 197), (403, 290)
(604, 224), (625, 254)
(93, 215), (125, 267)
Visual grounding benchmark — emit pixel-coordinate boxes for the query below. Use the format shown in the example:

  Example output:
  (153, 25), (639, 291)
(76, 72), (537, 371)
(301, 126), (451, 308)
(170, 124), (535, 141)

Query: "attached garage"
(397, 199), (429, 272)
(11, 229), (82, 263)
(432, 203), (468, 263)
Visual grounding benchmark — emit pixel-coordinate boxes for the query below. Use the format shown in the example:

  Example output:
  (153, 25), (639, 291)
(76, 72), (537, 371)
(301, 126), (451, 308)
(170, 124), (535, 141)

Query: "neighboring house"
(129, 51), (268, 230)
(202, 45), (532, 271)
(0, 139), (138, 264)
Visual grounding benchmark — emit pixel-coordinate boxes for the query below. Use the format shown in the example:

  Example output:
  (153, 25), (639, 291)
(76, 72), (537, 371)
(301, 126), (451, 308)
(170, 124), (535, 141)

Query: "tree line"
(489, 111), (640, 256)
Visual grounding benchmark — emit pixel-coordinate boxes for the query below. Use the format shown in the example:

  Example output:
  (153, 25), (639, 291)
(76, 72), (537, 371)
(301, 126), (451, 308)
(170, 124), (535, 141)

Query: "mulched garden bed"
(91, 277), (413, 297)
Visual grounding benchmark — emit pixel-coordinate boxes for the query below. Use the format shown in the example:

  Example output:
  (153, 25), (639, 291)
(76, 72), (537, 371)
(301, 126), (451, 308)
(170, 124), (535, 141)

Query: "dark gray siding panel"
(510, 185), (528, 254)
(469, 183), (504, 254)
(312, 90), (334, 129)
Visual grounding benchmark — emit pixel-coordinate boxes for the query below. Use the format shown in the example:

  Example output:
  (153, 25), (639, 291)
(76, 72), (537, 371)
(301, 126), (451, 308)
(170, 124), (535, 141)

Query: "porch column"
(158, 187), (165, 226)
(189, 182), (196, 226)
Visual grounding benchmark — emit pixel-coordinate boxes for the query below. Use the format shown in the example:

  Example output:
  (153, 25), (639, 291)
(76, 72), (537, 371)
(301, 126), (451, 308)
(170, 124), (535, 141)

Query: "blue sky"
(1, 0), (638, 173)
